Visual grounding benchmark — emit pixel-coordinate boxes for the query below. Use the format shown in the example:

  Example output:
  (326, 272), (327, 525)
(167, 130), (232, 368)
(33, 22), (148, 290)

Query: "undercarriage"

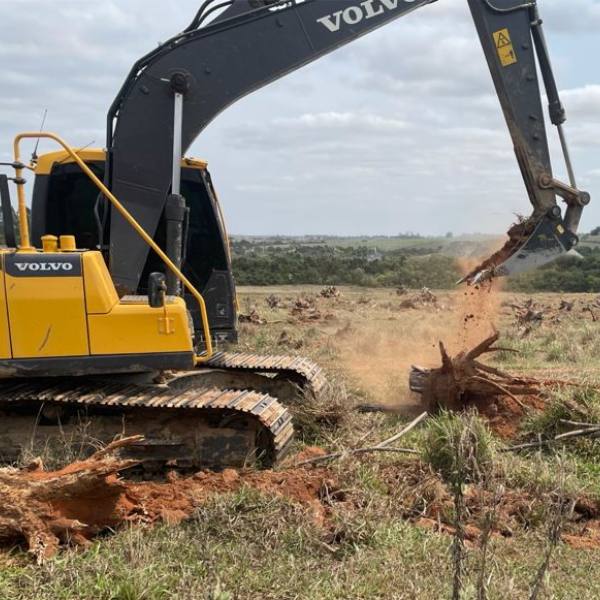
(0, 352), (327, 472)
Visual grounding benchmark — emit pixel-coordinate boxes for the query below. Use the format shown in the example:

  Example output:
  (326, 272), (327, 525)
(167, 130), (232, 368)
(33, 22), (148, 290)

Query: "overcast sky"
(1, 0), (598, 236)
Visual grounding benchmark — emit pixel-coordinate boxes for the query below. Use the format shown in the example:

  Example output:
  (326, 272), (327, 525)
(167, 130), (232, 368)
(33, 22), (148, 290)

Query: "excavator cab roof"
(34, 149), (208, 176)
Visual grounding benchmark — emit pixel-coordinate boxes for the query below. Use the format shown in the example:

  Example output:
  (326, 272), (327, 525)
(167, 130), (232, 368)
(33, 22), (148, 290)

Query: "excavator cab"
(0, 141), (200, 377)
(29, 149), (237, 345)
(0, 133), (303, 469)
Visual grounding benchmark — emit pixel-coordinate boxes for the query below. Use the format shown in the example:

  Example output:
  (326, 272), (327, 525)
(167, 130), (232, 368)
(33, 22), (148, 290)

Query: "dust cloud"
(333, 262), (504, 412)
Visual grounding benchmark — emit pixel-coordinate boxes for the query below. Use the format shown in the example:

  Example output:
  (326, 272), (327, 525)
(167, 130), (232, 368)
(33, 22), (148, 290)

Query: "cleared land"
(2, 285), (600, 599)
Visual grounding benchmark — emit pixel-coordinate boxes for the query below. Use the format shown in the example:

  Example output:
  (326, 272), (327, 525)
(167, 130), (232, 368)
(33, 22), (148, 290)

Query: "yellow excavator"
(0, 0), (589, 470)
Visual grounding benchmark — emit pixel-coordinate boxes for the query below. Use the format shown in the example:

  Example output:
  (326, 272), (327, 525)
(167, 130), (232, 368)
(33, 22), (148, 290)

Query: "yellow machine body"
(0, 244), (195, 376)
(34, 148), (208, 177)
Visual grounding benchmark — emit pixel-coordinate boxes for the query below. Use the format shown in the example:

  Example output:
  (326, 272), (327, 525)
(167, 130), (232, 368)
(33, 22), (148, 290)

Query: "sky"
(1, 0), (598, 237)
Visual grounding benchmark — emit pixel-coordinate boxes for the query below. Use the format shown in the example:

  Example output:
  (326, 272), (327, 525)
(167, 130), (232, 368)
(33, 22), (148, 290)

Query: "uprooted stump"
(239, 308), (266, 325)
(410, 333), (541, 414)
(0, 437), (141, 563)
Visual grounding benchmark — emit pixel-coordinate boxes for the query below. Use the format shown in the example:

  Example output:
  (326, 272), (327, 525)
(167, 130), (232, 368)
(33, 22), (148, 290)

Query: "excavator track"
(205, 351), (328, 395)
(0, 352), (327, 471)
(0, 377), (294, 471)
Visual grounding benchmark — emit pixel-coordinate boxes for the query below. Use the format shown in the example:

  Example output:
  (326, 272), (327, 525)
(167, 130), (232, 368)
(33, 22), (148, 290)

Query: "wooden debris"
(0, 436), (141, 563)
(239, 308), (266, 325)
(558, 300), (574, 312)
(265, 294), (284, 309)
(584, 305), (598, 322)
(503, 426), (600, 453)
(410, 333), (540, 413)
(290, 296), (324, 321)
(293, 412), (427, 467)
(320, 286), (340, 299)
(374, 412), (429, 448)
(293, 446), (419, 468)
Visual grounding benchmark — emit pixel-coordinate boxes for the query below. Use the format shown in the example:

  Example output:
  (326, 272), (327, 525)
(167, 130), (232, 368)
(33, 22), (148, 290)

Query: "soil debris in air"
(461, 218), (534, 284)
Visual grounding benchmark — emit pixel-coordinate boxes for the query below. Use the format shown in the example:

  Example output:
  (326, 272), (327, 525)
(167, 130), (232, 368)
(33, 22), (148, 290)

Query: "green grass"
(4, 287), (600, 598)
(2, 490), (600, 600)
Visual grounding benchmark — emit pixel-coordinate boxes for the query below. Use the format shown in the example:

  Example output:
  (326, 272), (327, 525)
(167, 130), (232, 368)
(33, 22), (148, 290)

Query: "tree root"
(0, 436), (141, 563)
(410, 333), (541, 413)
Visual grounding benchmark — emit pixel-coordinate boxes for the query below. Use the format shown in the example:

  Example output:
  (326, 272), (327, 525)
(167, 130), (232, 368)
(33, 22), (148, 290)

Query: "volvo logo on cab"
(5, 254), (81, 277)
(13, 262), (74, 273)
(317, 0), (417, 33)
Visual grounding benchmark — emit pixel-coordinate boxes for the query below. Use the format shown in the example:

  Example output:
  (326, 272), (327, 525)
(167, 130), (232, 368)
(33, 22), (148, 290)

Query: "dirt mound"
(398, 287), (440, 310)
(381, 461), (600, 550)
(0, 439), (335, 562)
(120, 467), (334, 530)
(470, 393), (546, 439)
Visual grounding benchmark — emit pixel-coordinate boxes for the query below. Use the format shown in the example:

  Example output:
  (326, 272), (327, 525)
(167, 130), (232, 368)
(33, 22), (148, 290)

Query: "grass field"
(2, 285), (600, 599)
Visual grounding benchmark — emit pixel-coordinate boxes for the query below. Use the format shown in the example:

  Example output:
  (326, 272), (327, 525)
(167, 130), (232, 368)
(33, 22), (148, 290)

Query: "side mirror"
(148, 272), (167, 308)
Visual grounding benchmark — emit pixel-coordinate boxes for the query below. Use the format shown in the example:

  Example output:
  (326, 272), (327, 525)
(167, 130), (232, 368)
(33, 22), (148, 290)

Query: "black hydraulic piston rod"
(528, 4), (587, 234)
(165, 73), (190, 296)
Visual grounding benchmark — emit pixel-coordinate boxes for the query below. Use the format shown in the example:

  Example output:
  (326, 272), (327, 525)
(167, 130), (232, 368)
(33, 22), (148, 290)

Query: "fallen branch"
(559, 419), (600, 429)
(91, 434), (144, 459)
(555, 427), (600, 441)
(502, 427), (600, 453)
(294, 412), (428, 467)
(294, 446), (420, 467)
(375, 412), (428, 448)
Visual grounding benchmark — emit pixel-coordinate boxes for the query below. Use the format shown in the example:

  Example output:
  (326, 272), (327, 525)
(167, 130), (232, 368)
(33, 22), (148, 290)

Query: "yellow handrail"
(13, 132), (213, 363)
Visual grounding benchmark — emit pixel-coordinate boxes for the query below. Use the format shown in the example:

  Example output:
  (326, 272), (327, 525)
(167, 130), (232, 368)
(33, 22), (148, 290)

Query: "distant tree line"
(232, 242), (600, 293)
(508, 246), (600, 293)
(232, 245), (461, 288)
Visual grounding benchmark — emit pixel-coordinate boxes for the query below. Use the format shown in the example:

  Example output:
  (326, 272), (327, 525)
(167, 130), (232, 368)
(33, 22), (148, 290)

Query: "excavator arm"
(105, 0), (589, 291)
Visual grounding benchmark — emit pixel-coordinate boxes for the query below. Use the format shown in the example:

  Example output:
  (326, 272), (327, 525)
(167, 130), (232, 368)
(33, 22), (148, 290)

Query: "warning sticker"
(493, 28), (518, 67)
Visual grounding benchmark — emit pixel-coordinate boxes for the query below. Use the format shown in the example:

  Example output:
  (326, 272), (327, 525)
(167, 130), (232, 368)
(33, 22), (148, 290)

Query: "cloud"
(543, 0), (600, 32)
(0, 0), (598, 236)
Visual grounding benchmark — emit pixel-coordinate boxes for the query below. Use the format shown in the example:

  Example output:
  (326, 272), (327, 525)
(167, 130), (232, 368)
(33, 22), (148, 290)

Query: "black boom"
(105, 0), (586, 291)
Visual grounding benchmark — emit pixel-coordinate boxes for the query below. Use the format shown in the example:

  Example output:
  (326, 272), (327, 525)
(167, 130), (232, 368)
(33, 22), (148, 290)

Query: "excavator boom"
(104, 0), (589, 292)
